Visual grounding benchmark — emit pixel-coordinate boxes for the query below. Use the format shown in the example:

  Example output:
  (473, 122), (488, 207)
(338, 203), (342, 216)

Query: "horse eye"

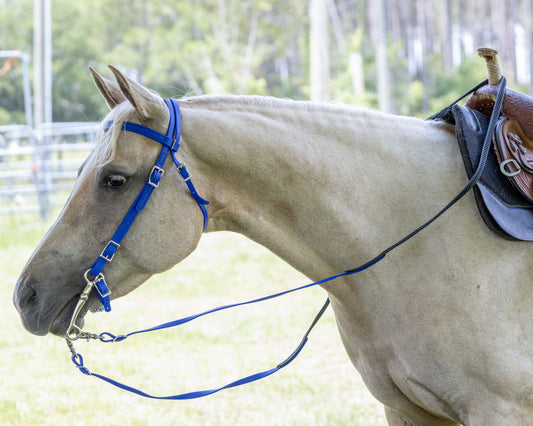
(104, 175), (127, 188)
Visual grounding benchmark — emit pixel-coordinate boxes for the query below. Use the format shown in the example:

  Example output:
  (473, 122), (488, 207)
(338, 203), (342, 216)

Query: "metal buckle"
(99, 240), (120, 262)
(84, 269), (103, 285)
(177, 163), (192, 182)
(500, 158), (521, 177)
(83, 270), (111, 299)
(95, 276), (111, 298)
(149, 166), (165, 188)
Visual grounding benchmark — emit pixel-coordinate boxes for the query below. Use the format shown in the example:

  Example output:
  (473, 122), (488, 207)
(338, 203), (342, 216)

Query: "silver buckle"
(177, 163), (192, 182)
(99, 240), (120, 262)
(500, 158), (521, 177)
(149, 166), (165, 188)
(95, 276), (111, 298)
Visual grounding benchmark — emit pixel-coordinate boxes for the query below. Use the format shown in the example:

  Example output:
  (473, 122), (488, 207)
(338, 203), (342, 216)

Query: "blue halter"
(85, 98), (209, 313)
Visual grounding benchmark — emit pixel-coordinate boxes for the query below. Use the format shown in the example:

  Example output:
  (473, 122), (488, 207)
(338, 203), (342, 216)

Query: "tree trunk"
(373, 0), (391, 112)
(309, 0), (330, 102)
(439, 0), (453, 72)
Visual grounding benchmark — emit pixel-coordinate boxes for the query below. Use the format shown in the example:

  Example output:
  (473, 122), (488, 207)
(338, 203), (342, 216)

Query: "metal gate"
(0, 123), (99, 217)
(0, 50), (99, 218)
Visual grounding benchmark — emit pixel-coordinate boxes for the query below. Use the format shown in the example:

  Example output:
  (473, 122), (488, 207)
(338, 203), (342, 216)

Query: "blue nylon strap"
(72, 298), (332, 400)
(98, 255), (383, 342)
(173, 155), (210, 232)
(165, 98), (210, 231)
(121, 122), (175, 149)
(73, 348), (290, 400)
(69, 256), (382, 400)
(87, 142), (171, 311)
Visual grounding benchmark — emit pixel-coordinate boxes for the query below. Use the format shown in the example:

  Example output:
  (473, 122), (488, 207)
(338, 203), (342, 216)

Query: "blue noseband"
(86, 98), (209, 313)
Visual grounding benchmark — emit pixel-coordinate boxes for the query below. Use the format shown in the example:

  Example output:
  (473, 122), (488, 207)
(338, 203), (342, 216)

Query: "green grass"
(1, 217), (386, 425)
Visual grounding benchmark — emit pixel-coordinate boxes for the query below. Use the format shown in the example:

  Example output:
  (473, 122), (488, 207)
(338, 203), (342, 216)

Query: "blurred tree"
(0, 0), (530, 123)
(0, 0), (33, 125)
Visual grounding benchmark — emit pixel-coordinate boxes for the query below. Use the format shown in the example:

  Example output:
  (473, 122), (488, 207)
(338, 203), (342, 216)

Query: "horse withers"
(14, 66), (533, 425)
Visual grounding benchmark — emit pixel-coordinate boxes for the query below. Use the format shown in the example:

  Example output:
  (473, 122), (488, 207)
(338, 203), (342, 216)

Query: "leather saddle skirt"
(452, 105), (533, 241)
(494, 118), (533, 203)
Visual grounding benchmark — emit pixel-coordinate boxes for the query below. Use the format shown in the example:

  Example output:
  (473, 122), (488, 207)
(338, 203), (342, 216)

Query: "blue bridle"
(76, 99), (209, 315)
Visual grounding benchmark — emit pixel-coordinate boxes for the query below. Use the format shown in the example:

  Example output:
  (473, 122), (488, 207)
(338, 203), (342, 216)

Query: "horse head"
(13, 67), (206, 336)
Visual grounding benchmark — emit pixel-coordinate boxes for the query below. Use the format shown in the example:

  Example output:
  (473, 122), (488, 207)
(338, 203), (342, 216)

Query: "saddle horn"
(477, 47), (502, 85)
(465, 47), (533, 140)
(465, 48), (504, 116)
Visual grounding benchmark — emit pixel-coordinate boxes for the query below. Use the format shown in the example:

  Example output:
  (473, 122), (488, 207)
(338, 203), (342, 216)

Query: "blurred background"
(3, 0), (532, 123)
(1, 0), (531, 218)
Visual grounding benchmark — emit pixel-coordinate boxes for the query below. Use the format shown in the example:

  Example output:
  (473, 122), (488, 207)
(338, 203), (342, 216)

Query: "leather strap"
(494, 118), (533, 203)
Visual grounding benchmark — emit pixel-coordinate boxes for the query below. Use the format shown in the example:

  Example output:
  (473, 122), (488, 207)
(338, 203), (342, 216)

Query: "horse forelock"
(93, 101), (136, 163)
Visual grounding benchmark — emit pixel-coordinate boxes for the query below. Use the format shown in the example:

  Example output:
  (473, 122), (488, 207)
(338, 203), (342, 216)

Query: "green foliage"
(428, 53), (489, 115)
(0, 0), (310, 123)
(0, 0), (33, 125)
(0, 66), (26, 124)
(0, 0), (517, 124)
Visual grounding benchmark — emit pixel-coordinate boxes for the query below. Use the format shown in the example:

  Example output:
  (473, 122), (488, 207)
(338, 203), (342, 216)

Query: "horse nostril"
(14, 280), (39, 312)
(27, 288), (38, 306)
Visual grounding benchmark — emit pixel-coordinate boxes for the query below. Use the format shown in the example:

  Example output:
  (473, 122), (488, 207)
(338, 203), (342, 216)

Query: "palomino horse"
(14, 66), (533, 425)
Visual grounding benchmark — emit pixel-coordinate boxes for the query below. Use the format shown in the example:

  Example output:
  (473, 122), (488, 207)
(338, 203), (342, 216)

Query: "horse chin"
(49, 295), (95, 337)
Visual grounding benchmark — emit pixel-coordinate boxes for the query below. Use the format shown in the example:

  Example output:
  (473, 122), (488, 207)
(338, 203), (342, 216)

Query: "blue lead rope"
(70, 256), (384, 399)
(69, 95), (385, 400)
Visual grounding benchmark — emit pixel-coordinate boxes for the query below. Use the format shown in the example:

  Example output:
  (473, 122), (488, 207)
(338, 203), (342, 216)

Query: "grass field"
(1, 215), (387, 425)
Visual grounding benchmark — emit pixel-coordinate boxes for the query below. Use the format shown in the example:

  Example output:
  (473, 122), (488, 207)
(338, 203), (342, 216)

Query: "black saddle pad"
(451, 105), (533, 241)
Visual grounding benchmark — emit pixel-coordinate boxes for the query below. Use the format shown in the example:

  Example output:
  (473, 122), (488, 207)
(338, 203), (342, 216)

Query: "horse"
(13, 66), (533, 425)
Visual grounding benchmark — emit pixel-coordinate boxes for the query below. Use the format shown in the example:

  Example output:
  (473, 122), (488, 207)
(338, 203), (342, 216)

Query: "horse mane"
(180, 94), (450, 132)
(93, 101), (135, 161)
(181, 93), (377, 116)
(179, 95), (455, 139)
(93, 94), (453, 161)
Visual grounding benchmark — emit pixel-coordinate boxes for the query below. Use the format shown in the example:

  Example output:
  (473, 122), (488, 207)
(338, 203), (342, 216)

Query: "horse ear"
(89, 66), (126, 110)
(108, 65), (165, 120)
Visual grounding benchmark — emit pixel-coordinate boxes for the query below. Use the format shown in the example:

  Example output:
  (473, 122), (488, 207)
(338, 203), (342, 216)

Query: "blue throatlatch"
(86, 98), (209, 312)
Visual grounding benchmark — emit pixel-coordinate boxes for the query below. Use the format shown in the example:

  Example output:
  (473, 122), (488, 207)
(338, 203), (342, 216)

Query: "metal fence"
(0, 122), (99, 218)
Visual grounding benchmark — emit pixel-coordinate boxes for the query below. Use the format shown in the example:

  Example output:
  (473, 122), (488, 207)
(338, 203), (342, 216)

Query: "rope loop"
(99, 332), (128, 343)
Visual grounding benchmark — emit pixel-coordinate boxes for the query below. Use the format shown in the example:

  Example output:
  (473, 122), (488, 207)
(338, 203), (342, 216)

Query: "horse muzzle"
(13, 275), (91, 336)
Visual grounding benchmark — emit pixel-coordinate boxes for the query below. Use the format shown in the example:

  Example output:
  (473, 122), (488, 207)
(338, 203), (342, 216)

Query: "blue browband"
(87, 98), (209, 312)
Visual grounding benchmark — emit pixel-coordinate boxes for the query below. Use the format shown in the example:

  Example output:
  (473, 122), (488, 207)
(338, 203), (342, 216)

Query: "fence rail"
(0, 122), (99, 217)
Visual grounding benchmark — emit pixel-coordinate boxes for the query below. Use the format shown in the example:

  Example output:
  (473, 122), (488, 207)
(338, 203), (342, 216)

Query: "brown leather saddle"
(465, 48), (533, 205)
(493, 118), (533, 203)
(433, 48), (533, 240)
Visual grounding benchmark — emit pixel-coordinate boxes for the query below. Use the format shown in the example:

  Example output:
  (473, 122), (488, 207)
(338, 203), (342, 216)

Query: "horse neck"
(179, 96), (457, 279)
